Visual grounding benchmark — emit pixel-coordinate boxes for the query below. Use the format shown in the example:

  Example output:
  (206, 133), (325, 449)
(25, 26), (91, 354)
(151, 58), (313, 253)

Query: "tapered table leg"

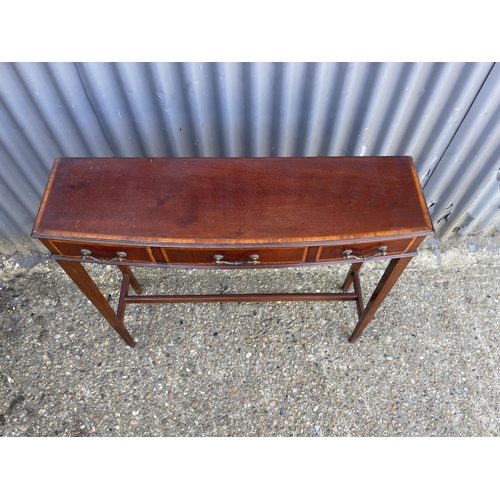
(118, 265), (143, 294)
(342, 262), (363, 292)
(117, 273), (130, 322)
(57, 260), (136, 347)
(349, 257), (412, 343)
(352, 270), (364, 318)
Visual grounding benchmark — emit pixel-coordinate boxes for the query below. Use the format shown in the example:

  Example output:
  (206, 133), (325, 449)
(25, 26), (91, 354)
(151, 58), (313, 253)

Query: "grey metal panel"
(0, 62), (112, 242)
(0, 61), (498, 243)
(424, 62), (500, 238)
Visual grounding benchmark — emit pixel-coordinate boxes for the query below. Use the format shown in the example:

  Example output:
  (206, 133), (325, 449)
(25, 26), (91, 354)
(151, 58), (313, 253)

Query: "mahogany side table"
(31, 157), (434, 347)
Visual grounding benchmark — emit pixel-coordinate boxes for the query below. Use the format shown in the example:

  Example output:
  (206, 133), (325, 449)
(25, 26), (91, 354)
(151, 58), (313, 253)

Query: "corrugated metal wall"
(1, 62), (499, 244)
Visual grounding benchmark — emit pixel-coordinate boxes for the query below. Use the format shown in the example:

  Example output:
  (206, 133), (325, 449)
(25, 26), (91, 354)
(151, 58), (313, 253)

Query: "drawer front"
(50, 240), (155, 263)
(164, 247), (307, 265)
(317, 238), (415, 262)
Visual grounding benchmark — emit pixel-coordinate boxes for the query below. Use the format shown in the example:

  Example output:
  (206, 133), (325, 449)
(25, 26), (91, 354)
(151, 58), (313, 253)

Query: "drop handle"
(80, 249), (128, 262)
(342, 246), (388, 261)
(213, 254), (260, 265)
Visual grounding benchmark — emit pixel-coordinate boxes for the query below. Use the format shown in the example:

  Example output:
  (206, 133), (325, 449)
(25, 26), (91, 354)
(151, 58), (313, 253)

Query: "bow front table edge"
(31, 157), (434, 347)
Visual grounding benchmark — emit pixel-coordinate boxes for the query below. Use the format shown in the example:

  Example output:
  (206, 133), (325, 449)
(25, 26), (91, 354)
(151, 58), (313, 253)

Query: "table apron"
(51, 252), (418, 268)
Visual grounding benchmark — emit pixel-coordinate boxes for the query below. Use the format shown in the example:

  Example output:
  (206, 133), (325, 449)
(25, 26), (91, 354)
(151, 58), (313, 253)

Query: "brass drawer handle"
(213, 254), (260, 265)
(342, 246), (387, 261)
(80, 249), (128, 262)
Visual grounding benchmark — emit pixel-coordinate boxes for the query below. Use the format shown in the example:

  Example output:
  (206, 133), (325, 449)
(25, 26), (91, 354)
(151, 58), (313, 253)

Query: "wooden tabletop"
(32, 157), (434, 245)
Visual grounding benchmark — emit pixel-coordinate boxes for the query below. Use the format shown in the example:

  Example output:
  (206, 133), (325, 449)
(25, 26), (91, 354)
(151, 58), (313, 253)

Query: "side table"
(31, 156), (434, 347)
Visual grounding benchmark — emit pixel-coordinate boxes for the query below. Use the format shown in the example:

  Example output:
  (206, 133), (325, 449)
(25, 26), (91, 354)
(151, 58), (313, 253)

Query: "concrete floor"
(1, 234), (500, 436)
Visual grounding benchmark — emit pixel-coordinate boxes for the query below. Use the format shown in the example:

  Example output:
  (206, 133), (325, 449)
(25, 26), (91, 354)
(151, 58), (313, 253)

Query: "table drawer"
(49, 240), (155, 263)
(163, 247), (307, 265)
(317, 238), (415, 262)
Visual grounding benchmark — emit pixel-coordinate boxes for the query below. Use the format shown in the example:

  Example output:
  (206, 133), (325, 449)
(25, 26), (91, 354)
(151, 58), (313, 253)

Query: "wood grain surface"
(32, 156), (433, 245)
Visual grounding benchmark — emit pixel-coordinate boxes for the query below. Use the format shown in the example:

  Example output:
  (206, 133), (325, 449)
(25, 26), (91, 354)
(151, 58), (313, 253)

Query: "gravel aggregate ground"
(1, 235), (500, 437)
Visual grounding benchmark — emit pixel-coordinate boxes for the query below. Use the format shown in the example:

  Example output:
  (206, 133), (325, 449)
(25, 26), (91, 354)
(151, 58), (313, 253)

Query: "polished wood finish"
(317, 238), (414, 261)
(56, 260), (136, 347)
(32, 157), (432, 245)
(32, 156), (434, 347)
(164, 247), (307, 265)
(342, 262), (363, 292)
(305, 246), (320, 262)
(124, 292), (358, 304)
(50, 240), (155, 263)
(349, 257), (412, 343)
(117, 265), (143, 294)
(117, 273), (130, 322)
(351, 270), (364, 319)
(348, 236), (426, 343)
(51, 251), (419, 269)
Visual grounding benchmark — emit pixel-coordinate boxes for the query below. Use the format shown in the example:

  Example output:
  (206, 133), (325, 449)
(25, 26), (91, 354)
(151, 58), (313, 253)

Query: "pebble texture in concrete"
(1, 235), (499, 436)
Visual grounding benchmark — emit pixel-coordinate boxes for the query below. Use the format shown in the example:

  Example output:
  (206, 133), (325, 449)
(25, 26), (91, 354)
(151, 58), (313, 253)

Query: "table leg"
(342, 262), (363, 292)
(117, 265), (143, 294)
(349, 257), (412, 344)
(352, 269), (364, 318)
(56, 260), (136, 347)
(117, 273), (130, 322)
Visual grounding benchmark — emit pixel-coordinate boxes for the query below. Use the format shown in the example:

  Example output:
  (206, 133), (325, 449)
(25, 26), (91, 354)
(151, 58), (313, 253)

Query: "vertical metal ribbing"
(1, 61), (499, 241)
(424, 63), (500, 237)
